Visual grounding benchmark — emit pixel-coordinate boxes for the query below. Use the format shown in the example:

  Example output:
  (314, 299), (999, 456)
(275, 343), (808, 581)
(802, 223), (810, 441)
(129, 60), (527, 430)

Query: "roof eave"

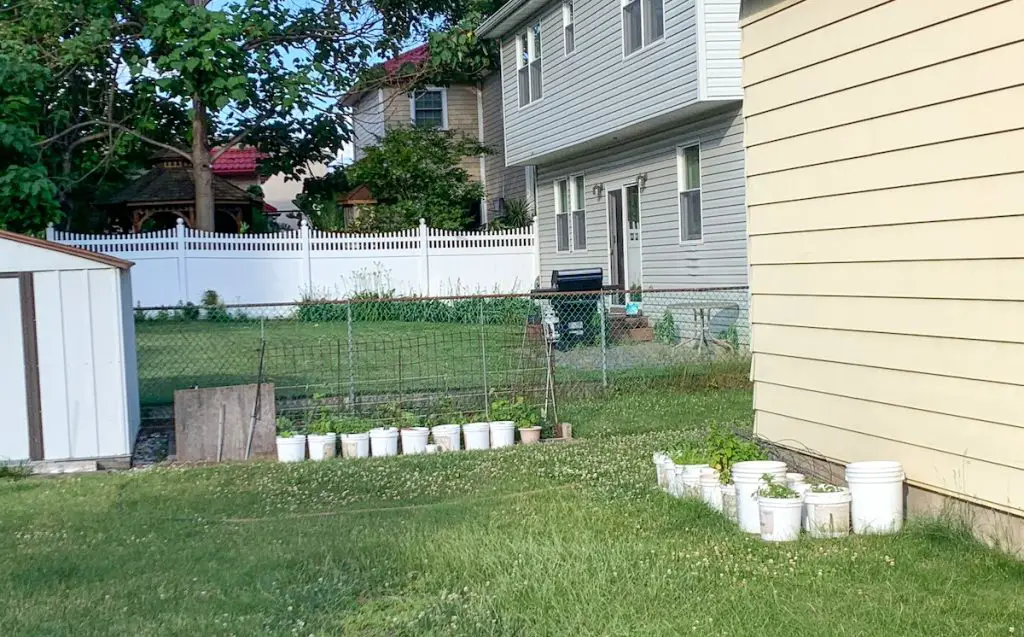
(477, 0), (545, 38)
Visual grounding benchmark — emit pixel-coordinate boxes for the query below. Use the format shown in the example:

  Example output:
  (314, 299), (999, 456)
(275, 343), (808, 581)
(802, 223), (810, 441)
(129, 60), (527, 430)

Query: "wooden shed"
(0, 231), (140, 465)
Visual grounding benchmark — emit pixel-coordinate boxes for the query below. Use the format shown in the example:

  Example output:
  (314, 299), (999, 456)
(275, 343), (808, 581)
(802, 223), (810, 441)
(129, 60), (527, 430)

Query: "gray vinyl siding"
(702, 0), (742, 98)
(351, 91), (383, 161)
(535, 104), (746, 288)
(482, 72), (527, 217)
(500, 0), (702, 165)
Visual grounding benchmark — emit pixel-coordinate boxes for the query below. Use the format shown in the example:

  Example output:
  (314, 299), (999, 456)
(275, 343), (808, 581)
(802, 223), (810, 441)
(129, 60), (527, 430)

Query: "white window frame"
(562, 0), (576, 56)
(515, 23), (543, 108)
(555, 178), (570, 252)
(569, 173), (586, 251)
(677, 141), (703, 244)
(409, 87), (448, 129)
(621, 0), (665, 58)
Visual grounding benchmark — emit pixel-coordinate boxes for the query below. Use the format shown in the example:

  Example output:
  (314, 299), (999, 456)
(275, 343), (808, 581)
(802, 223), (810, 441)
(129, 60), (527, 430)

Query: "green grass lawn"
(2, 390), (1021, 636)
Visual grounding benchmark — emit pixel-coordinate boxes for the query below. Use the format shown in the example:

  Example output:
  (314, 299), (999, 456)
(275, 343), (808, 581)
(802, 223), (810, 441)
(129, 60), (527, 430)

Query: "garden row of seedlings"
(654, 433), (905, 541)
(273, 398), (543, 462)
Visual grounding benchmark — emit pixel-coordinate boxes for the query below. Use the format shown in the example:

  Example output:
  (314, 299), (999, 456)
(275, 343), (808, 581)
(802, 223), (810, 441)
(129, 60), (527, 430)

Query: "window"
(555, 179), (570, 252)
(571, 174), (586, 250)
(622, 0), (664, 55)
(563, 0), (575, 55)
(678, 144), (702, 241)
(517, 24), (543, 107)
(411, 89), (446, 128)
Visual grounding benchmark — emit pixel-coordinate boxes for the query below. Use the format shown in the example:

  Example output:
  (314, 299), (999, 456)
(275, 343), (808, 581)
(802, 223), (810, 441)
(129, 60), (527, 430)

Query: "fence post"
(46, 223), (55, 242)
(347, 301), (355, 409)
(300, 219), (312, 294)
(599, 297), (608, 389)
(480, 302), (489, 419)
(418, 218), (430, 296)
(175, 218), (189, 303)
(531, 216), (540, 288)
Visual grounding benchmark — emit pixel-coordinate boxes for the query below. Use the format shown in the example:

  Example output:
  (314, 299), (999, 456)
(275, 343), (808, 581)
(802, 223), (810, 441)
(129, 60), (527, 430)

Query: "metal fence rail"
(134, 287), (750, 428)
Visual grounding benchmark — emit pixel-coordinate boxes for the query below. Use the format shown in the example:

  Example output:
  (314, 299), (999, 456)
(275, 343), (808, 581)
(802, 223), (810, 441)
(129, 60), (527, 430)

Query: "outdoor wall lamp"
(637, 173), (649, 191)
(592, 183), (604, 199)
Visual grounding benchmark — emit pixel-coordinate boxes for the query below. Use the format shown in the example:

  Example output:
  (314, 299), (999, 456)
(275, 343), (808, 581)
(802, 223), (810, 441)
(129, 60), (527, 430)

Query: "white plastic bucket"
(656, 458), (675, 491)
(369, 428), (399, 457)
(341, 433), (369, 458)
(463, 422), (490, 450)
(400, 427), (430, 455)
(276, 435), (306, 463)
(786, 473), (806, 489)
(732, 460), (788, 534)
(680, 464), (710, 498)
(759, 495), (804, 542)
(846, 461), (905, 534)
(671, 466), (685, 498)
(426, 443), (439, 454)
(431, 425), (461, 452)
(700, 469), (723, 511)
(489, 421), (515, 448)
(306, 433), (337, 461)
(721, 484), (738, 522)
(804, 487), (852, 538)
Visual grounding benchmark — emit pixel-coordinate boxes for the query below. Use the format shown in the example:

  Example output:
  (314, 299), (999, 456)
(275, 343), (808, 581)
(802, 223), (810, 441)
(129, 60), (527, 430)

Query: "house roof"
(477, 0), (547, 38)
(342, 43), (432, 107)
(338, 184), (377, 205)
(0, 230), (133, 270)
(102, 166), (259, 206)
(212, 147), (265, 176)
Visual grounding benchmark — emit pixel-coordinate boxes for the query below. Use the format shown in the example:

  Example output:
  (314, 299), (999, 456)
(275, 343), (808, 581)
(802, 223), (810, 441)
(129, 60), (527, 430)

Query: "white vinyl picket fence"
(48, 218), (539, 307)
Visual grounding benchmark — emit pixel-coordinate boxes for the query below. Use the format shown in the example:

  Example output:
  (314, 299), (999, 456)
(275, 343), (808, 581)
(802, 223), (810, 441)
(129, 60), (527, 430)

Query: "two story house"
(341, 44), (526, 224)
(478, 0), (745, 293)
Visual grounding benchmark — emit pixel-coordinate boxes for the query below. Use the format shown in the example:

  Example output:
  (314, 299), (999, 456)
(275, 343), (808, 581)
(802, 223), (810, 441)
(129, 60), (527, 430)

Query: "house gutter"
(477, 0), (546, 38)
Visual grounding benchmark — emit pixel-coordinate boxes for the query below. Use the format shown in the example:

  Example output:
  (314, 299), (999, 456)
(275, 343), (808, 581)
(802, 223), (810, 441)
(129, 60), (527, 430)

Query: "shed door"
(0, 276), (30, 460)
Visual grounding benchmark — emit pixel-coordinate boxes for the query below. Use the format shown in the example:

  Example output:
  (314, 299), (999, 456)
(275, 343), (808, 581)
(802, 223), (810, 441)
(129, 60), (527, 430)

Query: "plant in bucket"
(275, 416), (306, 463)
(670, 446), (710, 498)
(336, 416), (371, 458)
(757, 474), (804, 542)
(804, 483), (852, 538)
(699, 468), (723, 511)
(732, 460), (787, 533)
(305, 412), (338, 461)
(488, 397), (529, 448)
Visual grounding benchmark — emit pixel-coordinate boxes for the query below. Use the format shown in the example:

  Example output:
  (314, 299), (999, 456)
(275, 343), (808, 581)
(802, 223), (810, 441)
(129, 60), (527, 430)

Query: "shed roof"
(0, 230), (133, 270)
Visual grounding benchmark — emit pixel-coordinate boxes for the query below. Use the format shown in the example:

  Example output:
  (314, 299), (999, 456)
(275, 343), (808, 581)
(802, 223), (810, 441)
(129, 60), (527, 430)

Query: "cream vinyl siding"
(742, 0), (1024, 514)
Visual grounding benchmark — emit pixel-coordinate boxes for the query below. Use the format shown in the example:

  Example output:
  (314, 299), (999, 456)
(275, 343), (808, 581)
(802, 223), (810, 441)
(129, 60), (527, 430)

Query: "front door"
(607, 189), (625, 291)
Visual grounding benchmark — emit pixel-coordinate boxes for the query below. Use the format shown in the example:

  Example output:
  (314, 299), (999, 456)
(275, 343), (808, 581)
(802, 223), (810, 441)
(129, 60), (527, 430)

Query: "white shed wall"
(0, 277), (30, 460)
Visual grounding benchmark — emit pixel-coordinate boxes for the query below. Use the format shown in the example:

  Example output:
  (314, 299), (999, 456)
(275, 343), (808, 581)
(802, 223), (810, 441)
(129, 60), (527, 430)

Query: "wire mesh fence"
(134, 287), (750, 429)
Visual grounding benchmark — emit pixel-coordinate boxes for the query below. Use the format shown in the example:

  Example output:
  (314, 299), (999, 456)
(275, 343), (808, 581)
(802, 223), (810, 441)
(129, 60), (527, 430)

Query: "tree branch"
(37, 120), (191, 161)
(211, 116), (270, 160)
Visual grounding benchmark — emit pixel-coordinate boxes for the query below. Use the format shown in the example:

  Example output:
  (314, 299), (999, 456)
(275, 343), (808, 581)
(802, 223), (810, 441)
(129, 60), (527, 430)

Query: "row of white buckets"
(655, 457), (905, 541)
(276, 422), (518, 462)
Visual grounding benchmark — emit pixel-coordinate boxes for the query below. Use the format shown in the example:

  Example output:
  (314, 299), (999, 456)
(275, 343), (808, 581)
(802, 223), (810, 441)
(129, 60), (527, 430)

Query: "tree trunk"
(192, 95), (215, 231)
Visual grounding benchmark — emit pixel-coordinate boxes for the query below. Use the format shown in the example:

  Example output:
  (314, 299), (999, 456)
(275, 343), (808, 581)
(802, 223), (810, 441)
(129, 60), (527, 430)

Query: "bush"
(201, 289), (230, 322)
(654, 309), (679, 345)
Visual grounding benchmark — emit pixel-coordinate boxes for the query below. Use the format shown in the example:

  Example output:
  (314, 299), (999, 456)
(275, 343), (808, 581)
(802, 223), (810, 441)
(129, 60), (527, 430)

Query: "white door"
(0, 276), (30, 461)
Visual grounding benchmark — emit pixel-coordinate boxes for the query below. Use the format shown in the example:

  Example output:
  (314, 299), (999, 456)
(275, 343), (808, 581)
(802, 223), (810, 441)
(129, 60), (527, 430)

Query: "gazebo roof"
(102, 165), (259, 207)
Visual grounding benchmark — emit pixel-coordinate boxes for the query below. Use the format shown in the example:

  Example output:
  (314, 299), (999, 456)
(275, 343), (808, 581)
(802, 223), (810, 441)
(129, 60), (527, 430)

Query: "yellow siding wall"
(382, 85), (483, 182)
(741, 0), (1024, 515)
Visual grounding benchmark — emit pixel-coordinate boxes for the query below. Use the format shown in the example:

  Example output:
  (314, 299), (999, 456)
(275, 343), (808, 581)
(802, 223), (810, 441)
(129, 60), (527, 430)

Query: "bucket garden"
(274, 396), (546, 462)
(655, 428), (905, 541)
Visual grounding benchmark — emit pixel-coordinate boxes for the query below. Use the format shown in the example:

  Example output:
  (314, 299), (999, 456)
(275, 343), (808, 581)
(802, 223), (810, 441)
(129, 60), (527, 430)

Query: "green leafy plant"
(489, 397), (540, 428)
(670, 445), (709, 465)
(654, 309), (679, 345)
(332, 416), (375, 435)
(307, 412), (336, 435)
(0, 462), (32, 480)
(275, 416), (296, 438)
(717, 325), (740, 350)
(173, 302), (201, 322)
(706, 426), (767, 484)
(757, 474), (800, 499)
(809, 483), (844, 493)
(488, 197), (532, 229)
(201, 289), (230, 322)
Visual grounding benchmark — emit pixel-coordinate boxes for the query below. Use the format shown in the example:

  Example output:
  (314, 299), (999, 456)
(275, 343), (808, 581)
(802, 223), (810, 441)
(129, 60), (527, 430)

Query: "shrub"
(173, 302), (200, 322)
(654, 309), (679, 345)
(201, 289), (230, 322)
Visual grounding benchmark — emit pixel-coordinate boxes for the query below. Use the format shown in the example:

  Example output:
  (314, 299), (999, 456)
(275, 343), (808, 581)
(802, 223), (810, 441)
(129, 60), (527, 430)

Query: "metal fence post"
(175, 218), (188, 303)
(299, 219), (312, 294)
(347, 301), (355, 409)
(480, 302), (490, 418)
(599, 297), (608, 389)
(418, 218), (430, 296)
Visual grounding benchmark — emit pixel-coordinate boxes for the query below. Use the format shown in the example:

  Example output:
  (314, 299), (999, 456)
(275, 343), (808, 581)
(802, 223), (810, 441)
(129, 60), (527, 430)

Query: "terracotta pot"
(519, 426), (542, 445)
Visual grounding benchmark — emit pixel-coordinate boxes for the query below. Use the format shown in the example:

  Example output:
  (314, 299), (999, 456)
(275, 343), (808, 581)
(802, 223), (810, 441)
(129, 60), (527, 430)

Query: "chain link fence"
(134, 287), (750, 429)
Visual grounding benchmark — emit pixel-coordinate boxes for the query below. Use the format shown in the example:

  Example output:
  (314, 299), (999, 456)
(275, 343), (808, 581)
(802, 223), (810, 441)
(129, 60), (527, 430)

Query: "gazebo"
(101, 150), (265, 232)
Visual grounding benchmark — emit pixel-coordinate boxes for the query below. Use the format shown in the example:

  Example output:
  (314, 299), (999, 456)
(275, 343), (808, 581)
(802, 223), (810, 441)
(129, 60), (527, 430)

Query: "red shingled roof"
(383, 43), (429, 75)
(212, 148), (264, 176)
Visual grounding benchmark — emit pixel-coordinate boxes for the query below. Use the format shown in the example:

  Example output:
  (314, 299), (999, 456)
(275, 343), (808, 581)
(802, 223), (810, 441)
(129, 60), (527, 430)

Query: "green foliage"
(0, 463), (32, 480)
(757, 474), (800, 499)
(488, 397), (539, 428)
(201, 290), (230, 322)
(297, 170), (350, 231)
(705, 425), (766, 484)
(295, 291), (540, 326)
(654, 309), (679, 345)
(670, 444), (709, 465)
(348, 127), (489, 231)
(718, 325), (740, 350)
(174, 302), (201, 322)
(275, 416), (296, 437)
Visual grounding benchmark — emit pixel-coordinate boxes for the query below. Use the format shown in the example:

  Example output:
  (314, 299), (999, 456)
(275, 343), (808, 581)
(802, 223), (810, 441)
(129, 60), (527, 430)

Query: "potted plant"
(803, 483), (852, 538)
(487, 398), (521, 448)
(757, 474), (804, 542)
(670, 446), (711, 498)
(337, 416), (371, 458)
(495, 397), (542, 445)
(275, 416), (306, 463)
(398, 410), (430, 455)
(306, 413), (338, 461)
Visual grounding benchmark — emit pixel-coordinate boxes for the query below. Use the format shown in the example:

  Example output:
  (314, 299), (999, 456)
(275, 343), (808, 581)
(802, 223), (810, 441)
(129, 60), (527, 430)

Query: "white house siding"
(351, 91), (384, 161)
(535, 104), (746, 289)
(483, 71), (527, 217)
(701, 0), (743, 98)
(33, 268), (135, 460)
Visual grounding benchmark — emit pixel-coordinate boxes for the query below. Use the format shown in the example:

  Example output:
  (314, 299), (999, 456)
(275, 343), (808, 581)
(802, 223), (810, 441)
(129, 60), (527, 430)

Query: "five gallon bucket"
(846, 461), (905, 534)
(341, 433), (370, 458)
(489, 421), (516, 448)
(463, 422), (490, 450)
(400, 427), (430, 455)
(431, 425), (461, 452)
(732, 460), (787, 534)
(369, 428), (399, 457)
